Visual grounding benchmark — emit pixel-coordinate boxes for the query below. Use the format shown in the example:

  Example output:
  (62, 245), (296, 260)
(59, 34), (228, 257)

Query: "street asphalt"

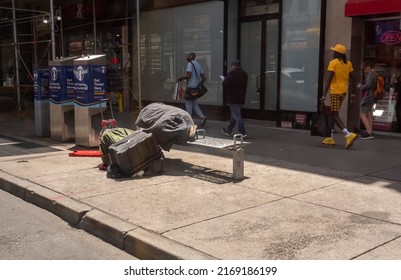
(1, 98), (401, 260)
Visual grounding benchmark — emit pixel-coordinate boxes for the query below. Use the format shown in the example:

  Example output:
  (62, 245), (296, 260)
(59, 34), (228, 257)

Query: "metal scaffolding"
(1, 0), (142, 111)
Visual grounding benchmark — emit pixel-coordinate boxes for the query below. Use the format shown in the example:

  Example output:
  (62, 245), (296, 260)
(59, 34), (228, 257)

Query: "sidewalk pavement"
(1, 106), (401, 260)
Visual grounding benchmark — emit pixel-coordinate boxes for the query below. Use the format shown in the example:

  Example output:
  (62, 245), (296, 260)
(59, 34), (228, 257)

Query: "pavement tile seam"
(350, 235), (401, 260)
(157, 196), (289, 235)
(290, 196), (401, 228)
(162, 198), (401, 259)
(76, 177), (193, 200)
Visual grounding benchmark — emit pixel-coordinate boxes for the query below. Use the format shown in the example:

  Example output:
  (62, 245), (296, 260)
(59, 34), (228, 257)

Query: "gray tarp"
(135, 103), (194, 151)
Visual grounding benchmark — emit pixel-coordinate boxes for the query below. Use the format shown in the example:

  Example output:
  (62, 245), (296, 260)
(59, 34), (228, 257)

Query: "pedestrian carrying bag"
(373, 71), (385, 102)
(185, 62), (208, 100)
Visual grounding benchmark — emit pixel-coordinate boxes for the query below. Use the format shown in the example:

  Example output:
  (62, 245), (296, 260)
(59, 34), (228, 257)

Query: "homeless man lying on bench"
(135, 102), (197, 151)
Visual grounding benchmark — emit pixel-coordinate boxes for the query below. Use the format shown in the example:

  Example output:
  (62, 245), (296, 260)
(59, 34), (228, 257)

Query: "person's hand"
(320, 96), (325, 103)
(350, 94), (356, 103)
(177, 77), (183, 82)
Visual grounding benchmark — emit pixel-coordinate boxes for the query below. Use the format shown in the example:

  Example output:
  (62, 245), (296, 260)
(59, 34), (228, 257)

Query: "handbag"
(185, 82), (208, 100)
(310, 103), (331, 137)
(185, 62), (208, 100)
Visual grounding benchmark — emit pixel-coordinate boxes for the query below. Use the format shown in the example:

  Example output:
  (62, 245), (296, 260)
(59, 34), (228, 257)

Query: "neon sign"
(380, 30), (401, 45)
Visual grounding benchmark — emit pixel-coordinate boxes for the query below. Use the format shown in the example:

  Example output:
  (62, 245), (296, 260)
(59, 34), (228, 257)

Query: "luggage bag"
(100, 127), (135, 165)
(108, 131), (163, 176)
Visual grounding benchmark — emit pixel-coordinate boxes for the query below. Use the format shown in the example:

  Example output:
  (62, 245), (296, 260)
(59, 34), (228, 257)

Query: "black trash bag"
(310, 104), (331, 137)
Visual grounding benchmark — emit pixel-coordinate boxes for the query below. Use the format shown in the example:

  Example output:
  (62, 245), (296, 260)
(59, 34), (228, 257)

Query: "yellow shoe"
(345, 132), (357, 149)
(322, 137), (336, 146)
(188, 125), (197, 142)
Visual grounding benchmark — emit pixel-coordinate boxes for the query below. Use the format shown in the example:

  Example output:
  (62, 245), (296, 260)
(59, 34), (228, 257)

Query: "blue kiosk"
(49, 56), (77, 142)
(73, 54), (107, 147)
(33, 66), (50, 137)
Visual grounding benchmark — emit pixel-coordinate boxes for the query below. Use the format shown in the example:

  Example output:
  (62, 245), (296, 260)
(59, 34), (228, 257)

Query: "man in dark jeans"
(222, 59), (248, 138)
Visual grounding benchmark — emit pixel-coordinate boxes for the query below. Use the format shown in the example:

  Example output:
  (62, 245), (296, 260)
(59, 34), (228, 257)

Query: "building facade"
(1, 0), (401, 133)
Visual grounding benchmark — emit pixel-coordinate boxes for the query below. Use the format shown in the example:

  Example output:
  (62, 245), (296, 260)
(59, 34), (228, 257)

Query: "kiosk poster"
(33, 69), (49, 101)
(66, 66), (75, 101)
(49, 66), (75, 104)
(373, 90), (398, 131)
(49, 66), (62, 102)
(74, 65), (90, 105)
(92, 65), (106, 102)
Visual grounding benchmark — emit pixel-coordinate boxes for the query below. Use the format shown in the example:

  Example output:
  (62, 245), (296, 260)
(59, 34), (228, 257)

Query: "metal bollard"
(232, 134), (244, 180)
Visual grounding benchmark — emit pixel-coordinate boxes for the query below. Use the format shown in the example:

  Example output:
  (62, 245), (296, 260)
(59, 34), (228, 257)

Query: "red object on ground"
(68, 150), (103, 157)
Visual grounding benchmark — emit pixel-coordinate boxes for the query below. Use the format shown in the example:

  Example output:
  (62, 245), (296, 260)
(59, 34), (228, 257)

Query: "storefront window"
(280, 0), (321, 112)
(365, 19), (401, 132)
(138, 2), (224, 105)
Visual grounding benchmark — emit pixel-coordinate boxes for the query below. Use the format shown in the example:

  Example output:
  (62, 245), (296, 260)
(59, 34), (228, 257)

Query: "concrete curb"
(0, 170), (215, 260)
(78, 209), (137, 250)
(125, 228), (217, 260)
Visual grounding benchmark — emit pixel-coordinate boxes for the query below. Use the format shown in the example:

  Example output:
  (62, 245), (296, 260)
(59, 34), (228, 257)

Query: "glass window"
(280, 0), (321, 112)
(138, 2), (224, 105)
(364, 19), (401, 132)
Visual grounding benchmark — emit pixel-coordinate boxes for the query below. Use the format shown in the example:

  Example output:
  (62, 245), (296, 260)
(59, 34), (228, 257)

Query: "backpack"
(100, 127), (135, 165)
(373, 71), (385, 101)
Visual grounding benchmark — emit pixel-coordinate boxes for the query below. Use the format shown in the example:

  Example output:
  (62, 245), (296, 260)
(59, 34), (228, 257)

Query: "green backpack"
(100, 127), (135, 165)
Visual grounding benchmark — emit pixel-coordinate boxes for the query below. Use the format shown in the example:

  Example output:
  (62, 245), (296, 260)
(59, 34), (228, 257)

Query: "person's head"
(231, 59), (241, 70)
(363, 61), (374, 73)
(186, 52), (196, 62)
(331, 44), (348, 63)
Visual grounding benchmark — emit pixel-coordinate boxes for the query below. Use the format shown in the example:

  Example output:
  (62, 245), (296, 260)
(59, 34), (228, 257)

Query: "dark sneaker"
(360, 133), (374, 140)
(200, 116), (207, 127)
(222, 128), (231, 137)
(234, 134), (247, 140)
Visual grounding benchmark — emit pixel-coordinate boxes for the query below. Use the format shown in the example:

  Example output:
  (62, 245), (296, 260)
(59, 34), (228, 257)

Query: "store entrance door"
(240, 17), (279, 118)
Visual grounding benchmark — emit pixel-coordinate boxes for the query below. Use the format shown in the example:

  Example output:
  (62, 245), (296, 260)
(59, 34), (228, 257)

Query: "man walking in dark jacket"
(222, 59), (248, 138)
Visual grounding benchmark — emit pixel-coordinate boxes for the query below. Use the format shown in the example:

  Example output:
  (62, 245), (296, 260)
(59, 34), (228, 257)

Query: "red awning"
(345, 0), (401, 17)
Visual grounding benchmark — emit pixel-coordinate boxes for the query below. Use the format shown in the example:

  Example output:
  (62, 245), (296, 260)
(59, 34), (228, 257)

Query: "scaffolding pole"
(12, 0), (21, 110)
(136, 0), (142, 110)
(50, 0), (56, 59)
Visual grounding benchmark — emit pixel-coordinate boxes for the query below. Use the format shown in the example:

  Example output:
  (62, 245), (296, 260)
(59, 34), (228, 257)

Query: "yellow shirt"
(327, 59), (353, 94)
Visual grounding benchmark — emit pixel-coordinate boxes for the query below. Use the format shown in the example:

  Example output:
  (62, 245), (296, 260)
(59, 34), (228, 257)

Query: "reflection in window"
(138, 2), (224, 104)
(280, 0), (321, 112)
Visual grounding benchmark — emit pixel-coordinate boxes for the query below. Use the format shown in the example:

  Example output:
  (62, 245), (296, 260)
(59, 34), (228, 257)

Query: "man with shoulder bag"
(177, 52), (207, 127)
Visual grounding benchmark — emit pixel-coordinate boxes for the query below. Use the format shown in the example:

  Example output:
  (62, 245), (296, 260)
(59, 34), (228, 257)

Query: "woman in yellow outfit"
(320, 44), (358, 149)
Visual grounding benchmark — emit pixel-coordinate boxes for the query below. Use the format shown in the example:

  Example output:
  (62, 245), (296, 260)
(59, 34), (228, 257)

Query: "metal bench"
(186, 129), (249, 180)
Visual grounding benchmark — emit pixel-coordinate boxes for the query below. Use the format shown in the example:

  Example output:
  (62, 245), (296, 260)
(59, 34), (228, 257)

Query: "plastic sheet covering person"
(135, 103), (197, 151)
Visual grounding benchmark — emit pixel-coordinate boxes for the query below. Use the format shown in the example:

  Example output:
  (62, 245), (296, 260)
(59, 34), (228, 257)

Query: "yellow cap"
(331, 44), (347, 54)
